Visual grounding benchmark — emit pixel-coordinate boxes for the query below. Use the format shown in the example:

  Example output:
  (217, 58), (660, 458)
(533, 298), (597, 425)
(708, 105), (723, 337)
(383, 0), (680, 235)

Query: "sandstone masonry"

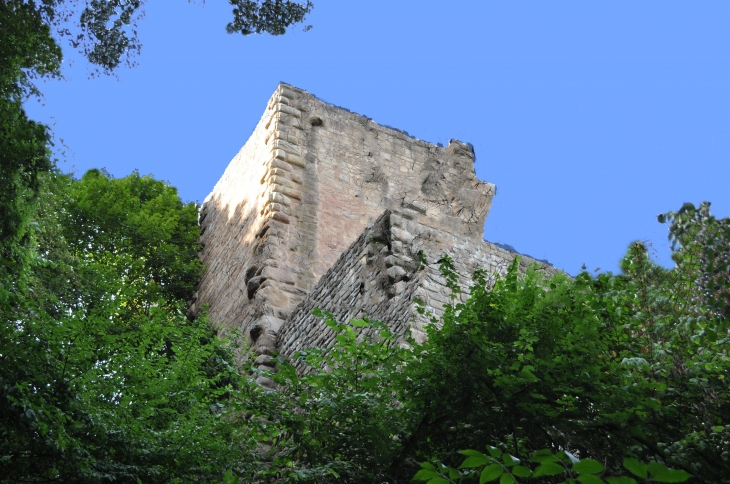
(194, 84), (555, 369)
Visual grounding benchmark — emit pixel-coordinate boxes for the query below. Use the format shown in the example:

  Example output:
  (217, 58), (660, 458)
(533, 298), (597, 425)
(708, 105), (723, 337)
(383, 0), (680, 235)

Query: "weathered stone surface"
(196, 83), (553, 366)
(276, 210), (557, 371)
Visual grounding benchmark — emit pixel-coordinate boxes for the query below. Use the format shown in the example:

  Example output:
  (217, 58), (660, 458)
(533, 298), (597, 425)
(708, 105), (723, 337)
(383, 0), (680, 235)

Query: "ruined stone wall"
(196, 84), (497, 355)
(275, 210), (557, 371)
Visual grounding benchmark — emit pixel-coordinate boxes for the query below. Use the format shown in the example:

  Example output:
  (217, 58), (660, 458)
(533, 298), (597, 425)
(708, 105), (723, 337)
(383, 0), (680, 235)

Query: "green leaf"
(647, 463), (668, 480)
(647, 463), (692, 483)
(573, 459), (605, 475)
(532, 462), (565, 477)
(530, 450), (559, 464)
(461, 455), (491, 468)
(480, 463), (504, 483)
(413, 469), (440, 481)
(427, 478), (450, 484)
(502, 454), (520, 467)
(558, 450), (580, 465)
(605, 477), (637, 484)
(577, 475), (605, 484)
(499, 473), (516, 484)
(487, 445), (503, 458)
(448, 467), (461, 479)
(512, 465), (532, 477)
(622, 458), (647, 479)
(462, 450), (488, 457)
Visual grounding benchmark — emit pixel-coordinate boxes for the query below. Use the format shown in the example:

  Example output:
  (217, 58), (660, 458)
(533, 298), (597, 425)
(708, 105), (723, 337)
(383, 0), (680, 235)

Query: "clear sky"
(26, 1), (730, 276)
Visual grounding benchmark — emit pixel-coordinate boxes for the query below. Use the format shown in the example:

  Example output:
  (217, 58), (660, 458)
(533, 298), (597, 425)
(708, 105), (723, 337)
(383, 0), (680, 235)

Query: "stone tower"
(194, 84), (553, 361)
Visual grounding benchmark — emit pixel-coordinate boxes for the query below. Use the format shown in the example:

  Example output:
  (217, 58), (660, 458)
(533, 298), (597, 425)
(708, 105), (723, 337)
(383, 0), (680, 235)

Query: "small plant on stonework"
(369, 234), (389, 246)
(417, 249), (429, 269)
(437, 254), (461, 298)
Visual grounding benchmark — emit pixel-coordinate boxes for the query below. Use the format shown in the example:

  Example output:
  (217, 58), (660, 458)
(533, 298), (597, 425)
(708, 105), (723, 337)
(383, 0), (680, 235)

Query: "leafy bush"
(1, 171), (249, 483)
(229, 203), (729, 483)
(3, 167), (727, 484)
(414, 446), (691, 483)
(230, 310), (413, 483)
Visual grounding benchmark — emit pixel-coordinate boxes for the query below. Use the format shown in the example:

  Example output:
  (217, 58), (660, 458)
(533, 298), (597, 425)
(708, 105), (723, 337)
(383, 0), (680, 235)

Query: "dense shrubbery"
(2, 162), (727, 483)
(235, 202), (729, 484)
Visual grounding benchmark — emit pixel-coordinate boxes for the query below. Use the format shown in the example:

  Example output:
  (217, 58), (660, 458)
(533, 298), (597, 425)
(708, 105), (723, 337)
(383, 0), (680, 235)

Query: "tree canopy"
(0, 170), (249, 482)
(0, 0), (314, 274)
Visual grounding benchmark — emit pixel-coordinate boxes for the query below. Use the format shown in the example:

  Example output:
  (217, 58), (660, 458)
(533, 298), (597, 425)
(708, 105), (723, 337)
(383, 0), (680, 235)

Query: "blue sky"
(26, 1), (730, 275)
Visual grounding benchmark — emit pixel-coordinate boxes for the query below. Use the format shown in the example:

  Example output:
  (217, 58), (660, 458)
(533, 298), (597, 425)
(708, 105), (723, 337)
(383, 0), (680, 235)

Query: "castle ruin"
(193, 84), (555, 373)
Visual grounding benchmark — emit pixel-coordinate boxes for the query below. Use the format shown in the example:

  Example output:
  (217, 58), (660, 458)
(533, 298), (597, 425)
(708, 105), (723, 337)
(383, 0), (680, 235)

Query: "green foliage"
(227, 0), (314, 36)
(0, 0), (62, 99)
(229, 202), (729, 483)
(0, 171), (248, 482)
(62, 169), (202, 303)
(395, 261), (625, 473)
(1, 287), (243, 482)
(659, 202), (730, 319)
(230, 310), (412, 483)
(0, 1), (59, 266)
(396, 205), (729, 483)
(0, 95), (52, 266)
(413, 447), (691, 483)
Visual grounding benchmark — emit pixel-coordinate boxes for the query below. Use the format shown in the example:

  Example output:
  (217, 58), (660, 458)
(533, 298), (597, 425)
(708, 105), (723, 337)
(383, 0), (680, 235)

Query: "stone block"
(271, 184), (302, 200)
(271, 103), (302, 118)
(284, 153), (306, 168)
(390, 226), (414, 243)
(268, 175), (297, 189)
(266, 192), (291, 207)
(405, 200), (427, 214)
(387, 265), (407, 281)
(271, 139), (302, 156)
(392, 281), (408, 295)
